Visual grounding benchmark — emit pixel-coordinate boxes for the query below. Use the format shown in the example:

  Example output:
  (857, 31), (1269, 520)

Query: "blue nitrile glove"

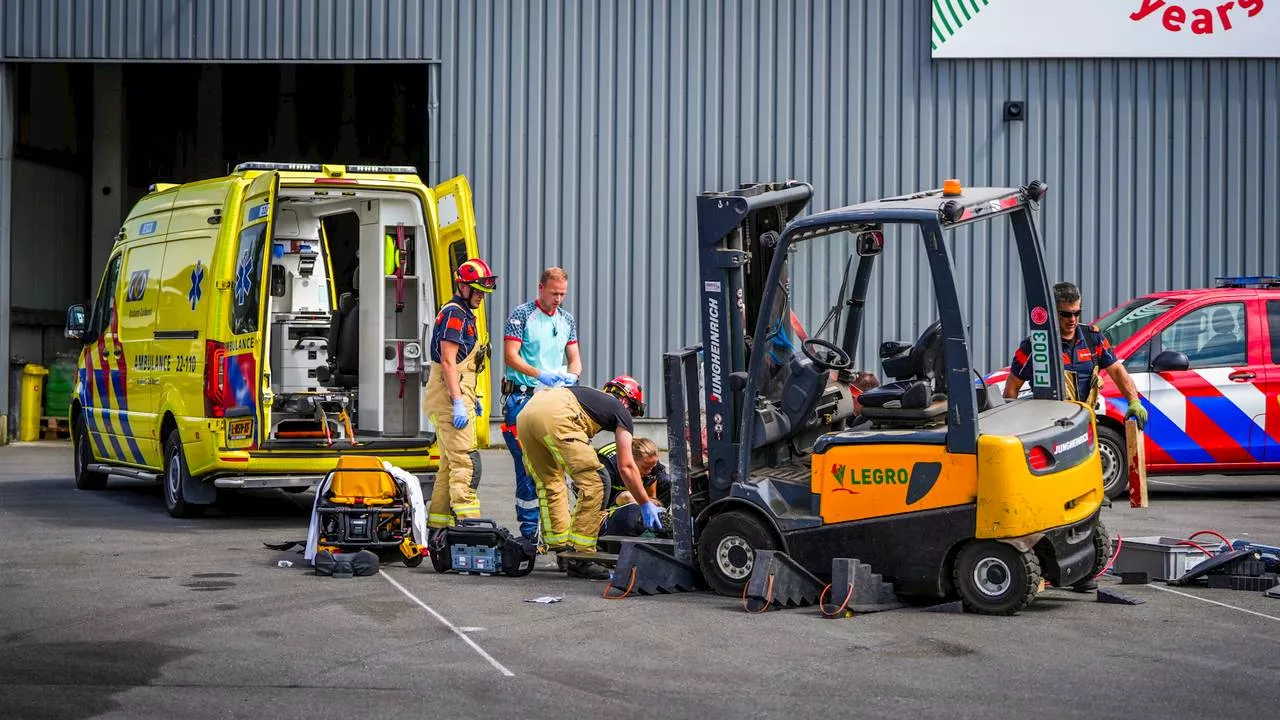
(475, 398), (484, 417)
(537, 369), (560, 387)
(451, 398), (469, 429)
(1124, 399), (1148, 431)
(639, 501), (663, 531)
(561, 372), (579, 386)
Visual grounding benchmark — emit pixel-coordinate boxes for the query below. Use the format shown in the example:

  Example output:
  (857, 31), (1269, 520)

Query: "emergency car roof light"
(942, 178), (962, 196)
(1023, 180), (1049, 202)
(345, 164), (419, 175)
(1215, 275), (1280, 289)
(234, 162), (324, 173)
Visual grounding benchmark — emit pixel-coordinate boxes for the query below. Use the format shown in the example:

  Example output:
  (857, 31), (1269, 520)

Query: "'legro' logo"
(1130, 0), (1264, 35)
(1030, 329), (1051, 388)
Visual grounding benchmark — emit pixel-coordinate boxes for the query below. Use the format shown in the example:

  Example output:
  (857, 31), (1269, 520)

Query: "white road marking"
(1148, 584), (1280, 623)
(379, 570), (514, 677)
(1147, 479), (1202, 489)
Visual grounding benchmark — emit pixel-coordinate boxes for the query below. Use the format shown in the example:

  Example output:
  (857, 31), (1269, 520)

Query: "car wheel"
(163, 430), (207, 519)
(1097, 425), (1128, 500)
(953, 540), (1042, 615)
(696, 510), (779, 597)
(73, 417), (108, 491)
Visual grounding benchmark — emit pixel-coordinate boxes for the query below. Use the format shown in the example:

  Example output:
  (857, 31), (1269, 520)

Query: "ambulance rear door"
(225, 171), (281, 447)
(429, 176), (490, 446)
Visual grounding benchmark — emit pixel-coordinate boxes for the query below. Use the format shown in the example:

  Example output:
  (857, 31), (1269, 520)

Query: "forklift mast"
(693, 182), (814, 492)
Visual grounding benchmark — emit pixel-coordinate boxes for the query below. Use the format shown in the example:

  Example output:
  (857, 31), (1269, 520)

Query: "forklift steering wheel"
(801, 338), (852, 371)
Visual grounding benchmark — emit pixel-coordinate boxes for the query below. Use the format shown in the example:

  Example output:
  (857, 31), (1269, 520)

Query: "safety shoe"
(565, 559), (612, 581)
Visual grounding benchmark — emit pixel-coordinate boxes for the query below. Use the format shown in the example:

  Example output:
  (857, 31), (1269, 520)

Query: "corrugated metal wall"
(438, 0), (1280, 414)
(0, 0), (441, 61)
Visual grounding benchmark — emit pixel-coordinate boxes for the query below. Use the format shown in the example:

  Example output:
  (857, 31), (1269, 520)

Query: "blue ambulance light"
(1215, 276), (1280, 289)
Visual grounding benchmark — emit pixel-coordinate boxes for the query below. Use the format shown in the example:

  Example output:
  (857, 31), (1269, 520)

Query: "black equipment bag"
(429, 519), (536, 577)
(314, 549), (380, 578)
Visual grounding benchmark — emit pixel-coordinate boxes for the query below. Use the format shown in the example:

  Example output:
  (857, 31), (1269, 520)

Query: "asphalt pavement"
(1, 442), (1278, 720)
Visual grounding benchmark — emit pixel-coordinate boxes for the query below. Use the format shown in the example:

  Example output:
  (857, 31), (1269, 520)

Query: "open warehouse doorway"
(3, 61), (431, 442)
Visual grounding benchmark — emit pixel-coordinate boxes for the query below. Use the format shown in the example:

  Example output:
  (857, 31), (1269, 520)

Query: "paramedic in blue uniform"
(424, 258), (497, 529)
(1003, 281), (1147, 423)
(501, 267), (584, 543)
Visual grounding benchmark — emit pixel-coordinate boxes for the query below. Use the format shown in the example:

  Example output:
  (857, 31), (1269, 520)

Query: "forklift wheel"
(697, 511), (779, 597)
(953, 540), (1041, 615)
(1072, 520), (1111, 589)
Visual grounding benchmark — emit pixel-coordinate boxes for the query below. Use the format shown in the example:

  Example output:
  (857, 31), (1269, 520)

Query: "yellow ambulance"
(63, 162), (491, 517)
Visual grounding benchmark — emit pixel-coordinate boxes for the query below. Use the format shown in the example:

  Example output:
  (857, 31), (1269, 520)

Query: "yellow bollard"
(18, 364), (50, 442)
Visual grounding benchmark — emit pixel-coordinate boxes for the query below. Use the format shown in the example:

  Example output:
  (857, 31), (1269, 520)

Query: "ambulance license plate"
(227, 418), (254, 441)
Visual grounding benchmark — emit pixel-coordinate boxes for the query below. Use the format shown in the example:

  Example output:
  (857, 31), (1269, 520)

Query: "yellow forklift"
(647, 179), (1110, 615)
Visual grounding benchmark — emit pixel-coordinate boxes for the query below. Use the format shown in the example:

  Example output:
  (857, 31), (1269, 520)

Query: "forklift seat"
(858, 321), (949, 424)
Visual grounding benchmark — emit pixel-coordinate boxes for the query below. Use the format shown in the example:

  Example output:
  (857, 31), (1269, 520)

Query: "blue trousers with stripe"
(502, 390), (541, 540)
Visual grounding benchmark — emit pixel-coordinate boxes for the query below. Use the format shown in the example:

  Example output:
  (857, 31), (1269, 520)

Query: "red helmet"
(604, 375), (645, 417)
(454, 258), (498, 293)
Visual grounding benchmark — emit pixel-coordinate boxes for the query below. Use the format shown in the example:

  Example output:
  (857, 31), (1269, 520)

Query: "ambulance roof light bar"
(233, 161), (419, 175)
(1215, 275), (1280, 289)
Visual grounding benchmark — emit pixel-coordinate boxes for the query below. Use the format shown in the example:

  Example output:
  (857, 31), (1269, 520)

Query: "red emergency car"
(987, 276), (1280, 498)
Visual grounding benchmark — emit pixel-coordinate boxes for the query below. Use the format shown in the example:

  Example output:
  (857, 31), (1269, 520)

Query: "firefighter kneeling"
(516, 375), (662, 579)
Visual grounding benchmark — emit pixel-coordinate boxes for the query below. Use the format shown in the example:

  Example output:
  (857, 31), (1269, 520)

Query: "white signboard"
(932, 0), (1275, 58)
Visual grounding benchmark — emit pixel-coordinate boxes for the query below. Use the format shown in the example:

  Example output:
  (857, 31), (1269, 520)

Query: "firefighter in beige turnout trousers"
(425, 258), (498, 528)
(516, 375), (662, 580)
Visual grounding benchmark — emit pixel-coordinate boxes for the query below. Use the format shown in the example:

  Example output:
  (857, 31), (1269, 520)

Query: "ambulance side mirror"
(1150, 350), (1189, 373)
(64, 304), (87, 341)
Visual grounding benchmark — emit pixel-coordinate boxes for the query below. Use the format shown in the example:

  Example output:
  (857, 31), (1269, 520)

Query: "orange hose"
(819, 582), (855, 618)
(602, 566), (637, 600)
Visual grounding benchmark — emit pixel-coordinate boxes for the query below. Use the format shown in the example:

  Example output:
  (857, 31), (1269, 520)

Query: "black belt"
(501, 378), (537, 397)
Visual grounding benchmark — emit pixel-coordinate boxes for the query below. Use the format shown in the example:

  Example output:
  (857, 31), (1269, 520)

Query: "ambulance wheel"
(697, 510), (778, 597)
(163, 431), (207, 519)
(1097, 425), (1128, 500)
(953, 540), (1041, 615)
(73, 417), (108, 490)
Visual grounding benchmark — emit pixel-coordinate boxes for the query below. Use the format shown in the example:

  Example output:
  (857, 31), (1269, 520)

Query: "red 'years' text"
(1130, 0), (1264, 34)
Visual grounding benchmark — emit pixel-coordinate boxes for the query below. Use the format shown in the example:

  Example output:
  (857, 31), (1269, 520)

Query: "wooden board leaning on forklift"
(1126, 418), (1148, 508)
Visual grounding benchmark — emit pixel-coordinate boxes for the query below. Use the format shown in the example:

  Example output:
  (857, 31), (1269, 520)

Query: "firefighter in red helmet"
(425, 258), (498, 529)
(514, 373), (660, 579)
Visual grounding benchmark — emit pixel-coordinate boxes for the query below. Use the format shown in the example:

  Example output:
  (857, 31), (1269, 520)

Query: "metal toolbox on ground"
(1109, 536), (1210, 581)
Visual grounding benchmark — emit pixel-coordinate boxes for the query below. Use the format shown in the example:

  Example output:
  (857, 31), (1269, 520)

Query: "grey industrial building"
(2, 0), (1278, 441)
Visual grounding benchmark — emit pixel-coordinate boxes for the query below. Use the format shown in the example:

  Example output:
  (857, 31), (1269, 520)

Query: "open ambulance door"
(430, 175), (489, 447)
(225, 171), (280, 448)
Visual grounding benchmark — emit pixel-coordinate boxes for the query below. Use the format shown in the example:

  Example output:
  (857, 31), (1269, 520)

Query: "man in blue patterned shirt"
(501, 267), (583, 543)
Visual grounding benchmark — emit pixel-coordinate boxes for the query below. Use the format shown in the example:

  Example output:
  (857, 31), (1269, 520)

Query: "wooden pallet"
(40, 416), (70, 441)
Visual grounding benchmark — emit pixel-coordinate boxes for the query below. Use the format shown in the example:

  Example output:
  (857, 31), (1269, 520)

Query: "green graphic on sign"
(932, 0), (993, 50)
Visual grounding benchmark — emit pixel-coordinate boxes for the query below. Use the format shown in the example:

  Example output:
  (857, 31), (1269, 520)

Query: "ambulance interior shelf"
(265, 233), (354, 442)
(262, 191), (434, 444)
